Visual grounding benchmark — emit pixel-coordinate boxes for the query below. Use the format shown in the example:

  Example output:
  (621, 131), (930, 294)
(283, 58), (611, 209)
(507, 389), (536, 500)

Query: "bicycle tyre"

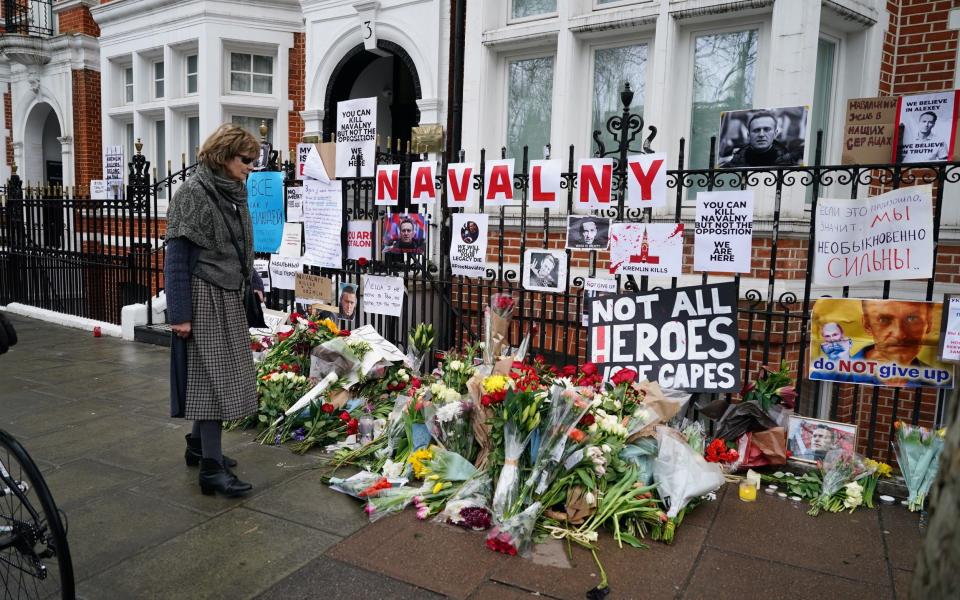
(0, 321), (8, 355)
(0, 429), (75, 599)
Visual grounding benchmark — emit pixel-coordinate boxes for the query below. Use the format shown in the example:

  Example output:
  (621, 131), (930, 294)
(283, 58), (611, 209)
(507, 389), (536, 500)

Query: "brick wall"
(288, 32), (305, 156)
(72, 69), (102, 186)
(57, 6), (101, 37)
(881, 0), (959, 96)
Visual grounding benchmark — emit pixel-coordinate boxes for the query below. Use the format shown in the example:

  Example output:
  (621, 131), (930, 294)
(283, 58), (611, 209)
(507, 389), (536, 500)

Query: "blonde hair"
(197, 124), (260, 170)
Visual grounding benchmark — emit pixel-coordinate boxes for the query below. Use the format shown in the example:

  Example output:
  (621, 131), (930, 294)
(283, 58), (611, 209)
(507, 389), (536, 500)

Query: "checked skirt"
(184, 276), (258, 421)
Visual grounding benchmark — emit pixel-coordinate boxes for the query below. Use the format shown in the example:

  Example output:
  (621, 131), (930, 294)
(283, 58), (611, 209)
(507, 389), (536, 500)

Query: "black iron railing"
(2, 0), (54, 37)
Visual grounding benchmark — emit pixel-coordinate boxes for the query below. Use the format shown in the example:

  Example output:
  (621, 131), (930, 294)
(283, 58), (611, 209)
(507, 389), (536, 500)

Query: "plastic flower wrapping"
(808, 449), (876, 516)
(486, 501), (541, 556)
(653, 428), (726, 518)
(893, 421), (947, 512)
(437, 474), (494, 531)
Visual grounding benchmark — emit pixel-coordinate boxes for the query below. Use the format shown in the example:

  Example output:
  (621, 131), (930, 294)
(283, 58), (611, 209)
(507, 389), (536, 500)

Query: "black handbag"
(200, 180), (267, 329)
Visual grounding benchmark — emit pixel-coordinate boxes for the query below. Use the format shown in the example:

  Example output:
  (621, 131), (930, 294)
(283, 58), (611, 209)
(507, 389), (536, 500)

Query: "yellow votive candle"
(739, 481), (757, 502)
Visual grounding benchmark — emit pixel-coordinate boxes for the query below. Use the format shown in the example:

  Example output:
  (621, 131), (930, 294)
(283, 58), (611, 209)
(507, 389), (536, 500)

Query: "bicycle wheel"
(0, 429), (74, 599)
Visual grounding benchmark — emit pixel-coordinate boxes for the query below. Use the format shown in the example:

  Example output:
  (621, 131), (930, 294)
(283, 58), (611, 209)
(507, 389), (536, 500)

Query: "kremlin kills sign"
(588, 282), (741, 392)
(609, 222), (684, 277)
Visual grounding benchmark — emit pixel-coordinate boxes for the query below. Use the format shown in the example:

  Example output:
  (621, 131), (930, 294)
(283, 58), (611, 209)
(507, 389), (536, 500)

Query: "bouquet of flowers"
(407, 323), (434, 375)
(437, 474), (494, 531)
(364, 485), (423, 522)
(653, 428), (725, 518)
(521, 385), (591, 499)
(419, 446), (478, 482)
(893, 421), (947, 512)
(492, 421), (534, 521)
(808, 449), (876, 516)
(486, 293), (516, 364)
(486, 501), (541, 556)
(329, 471), (400, 498)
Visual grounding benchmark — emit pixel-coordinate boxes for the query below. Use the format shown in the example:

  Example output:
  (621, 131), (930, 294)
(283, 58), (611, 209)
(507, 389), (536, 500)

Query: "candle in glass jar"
(738, 481), (757, 502)
(358, 415), (375, 444)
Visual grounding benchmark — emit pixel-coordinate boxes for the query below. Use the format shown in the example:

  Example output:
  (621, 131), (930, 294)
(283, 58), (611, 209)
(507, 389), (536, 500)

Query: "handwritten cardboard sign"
(294, 272), (334, 304)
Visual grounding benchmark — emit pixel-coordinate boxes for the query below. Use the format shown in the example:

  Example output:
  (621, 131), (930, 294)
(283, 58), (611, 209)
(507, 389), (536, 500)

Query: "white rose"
(448, 360), (464, 372)
(584, 491), (596, 505)
(601, 444), (611, 454)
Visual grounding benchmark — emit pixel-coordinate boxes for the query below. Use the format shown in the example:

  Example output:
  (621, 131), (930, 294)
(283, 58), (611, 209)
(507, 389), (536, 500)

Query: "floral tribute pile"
(232, 299), (946, 597)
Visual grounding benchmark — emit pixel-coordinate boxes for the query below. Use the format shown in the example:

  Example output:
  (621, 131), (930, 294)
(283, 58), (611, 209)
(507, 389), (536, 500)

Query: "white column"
(301, 108), (324, 140)
(58, 136), (75, 188)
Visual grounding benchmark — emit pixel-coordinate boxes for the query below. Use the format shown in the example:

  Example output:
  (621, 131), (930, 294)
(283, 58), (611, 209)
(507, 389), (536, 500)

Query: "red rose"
(410, 378), (422, 390)
(610, 368), (637, 386)
(347, 418), (359, 435)
(338, 330), (351, 337)
(534, 354), (546, 364)
(321, 403), (335, 414)
(339, 411), (351, 422)
(581, 362), (598, 376)
(290, 364), (301, 374)
(579, 413), (595, 426)
(277, 330), (293, 341)
(561, 365), (577, 377)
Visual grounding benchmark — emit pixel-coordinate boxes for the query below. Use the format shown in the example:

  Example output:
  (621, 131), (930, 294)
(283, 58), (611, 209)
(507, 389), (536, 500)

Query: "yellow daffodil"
(432, 481), (444, 495)
(408, 448), (434, 479)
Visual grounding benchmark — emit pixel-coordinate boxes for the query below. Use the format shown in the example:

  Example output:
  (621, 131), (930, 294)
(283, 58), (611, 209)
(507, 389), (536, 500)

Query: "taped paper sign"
(363, 275), (405, 317)
(450, 213), (488, 278)
(609, 222), (684, 277)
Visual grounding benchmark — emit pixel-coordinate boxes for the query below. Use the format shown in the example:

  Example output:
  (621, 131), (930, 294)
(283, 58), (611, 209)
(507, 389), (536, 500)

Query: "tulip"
(776, 385), (797, 409)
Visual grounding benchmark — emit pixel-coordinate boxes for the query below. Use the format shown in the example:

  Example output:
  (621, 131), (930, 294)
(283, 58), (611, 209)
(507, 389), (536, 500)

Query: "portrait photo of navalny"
(566, 216), (611, 250)
(717, 106), (808, 168)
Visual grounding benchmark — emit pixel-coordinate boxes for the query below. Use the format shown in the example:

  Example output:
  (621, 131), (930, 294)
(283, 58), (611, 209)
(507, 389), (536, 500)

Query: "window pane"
(155, 79), (164, 99)
(126, 123), (135, 161)
(187, 74), (197, 94)
(512, 0), (556, 19)
(231, 53), (250, 72)
(252, 74), (273, 94)
(155, 61), (164, 80)
(689, 29), (758, 197)
(507, 56), (554, 161)
(231, 73), (251, 92)
(125, 84), (134, 103)
(231, 116), (274, 145)
(592, 44), (647, 155)
(188, 116), (200, 161)
(124, 67), (133, 85)
(156, 120), (166, 198)
(807, 39), (836, 203)
(187, 54), (198, 75)
(253, 55), (273, 75)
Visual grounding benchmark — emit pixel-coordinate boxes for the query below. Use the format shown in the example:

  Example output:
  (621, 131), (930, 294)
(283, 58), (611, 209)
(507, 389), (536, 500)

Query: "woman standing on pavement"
(164, 123), (263, 497)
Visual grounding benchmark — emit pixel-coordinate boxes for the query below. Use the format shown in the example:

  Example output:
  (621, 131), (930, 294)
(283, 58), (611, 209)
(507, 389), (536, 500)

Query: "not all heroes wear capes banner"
(588, 282), (742, 392)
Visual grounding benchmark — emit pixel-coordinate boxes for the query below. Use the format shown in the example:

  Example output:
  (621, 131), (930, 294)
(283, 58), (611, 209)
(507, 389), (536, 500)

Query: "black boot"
(185, 434), (237, 468)
(199, 459), (252, 497)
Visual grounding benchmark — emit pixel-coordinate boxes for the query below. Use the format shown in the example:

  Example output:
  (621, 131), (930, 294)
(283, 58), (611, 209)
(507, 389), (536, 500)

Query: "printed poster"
(446, 163), (476, 207)
(247, 171), (285, 253)
(302, 180), (343, 269)
(566, 216), (610, 250)
(587, 282), (741, 392)
(894, 91), (959, 163)
(609, 223), (684, 277)
(450, 213), (488, 278)
(286, 186), (304, 222)
(522, 248), (567, 293)
(528, 160), (563, 209)
(694, 190), (754, 273)
(336, 97), (377, 177)
(363, 275), (406, 317)
(841, 97), (899, 165)
(813, 185), (933, 286)
(383, 213), (426, 255)
(347, 220), (373, 261)
(939, 295), (960, 363)
(809, 298), (954, 389)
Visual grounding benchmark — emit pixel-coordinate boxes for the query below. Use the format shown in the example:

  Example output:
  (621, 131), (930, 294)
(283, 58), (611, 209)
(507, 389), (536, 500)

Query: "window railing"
(2, 0), (54, 38)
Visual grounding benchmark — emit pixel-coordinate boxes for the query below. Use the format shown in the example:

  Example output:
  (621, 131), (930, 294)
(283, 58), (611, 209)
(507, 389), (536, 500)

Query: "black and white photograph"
(566, 216), (611, 250)
(522, 249), (567, 293)
(460, 220), (481, 244)
(717, 106), (808, 168)
(895, 91), (957, 163)
(254, 143), (271, 170)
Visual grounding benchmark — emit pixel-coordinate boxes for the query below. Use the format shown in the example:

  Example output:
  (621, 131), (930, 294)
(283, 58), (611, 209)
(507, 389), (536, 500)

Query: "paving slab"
(468, 581), (558, 599)
(682, 547), (893, 600)
(878, 504), (922, 571)
(678, 483), (726, 529)
(705, 483), (889, 584)
(91, 425), (193, 476)
(490, 526), (707, 600)
(41, 458), (149, 510)
(256, 555), (445, 600)
(892, 568), (913, 600)
(328, 512), (509, 599)
(244, 468), (369, 538)
(1, 396), (122, 439)
(66, 490), (206, 580)
(79, 507), (338, 600)
(23, 413), (171, 466)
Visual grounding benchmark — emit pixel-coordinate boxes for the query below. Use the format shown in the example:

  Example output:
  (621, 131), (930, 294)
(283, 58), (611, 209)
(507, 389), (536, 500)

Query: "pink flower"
(364, 504), (375, 516)
(776, 386), (797, 409)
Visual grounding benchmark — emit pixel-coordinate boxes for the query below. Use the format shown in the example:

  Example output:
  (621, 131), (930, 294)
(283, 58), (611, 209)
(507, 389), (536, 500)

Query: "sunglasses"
(238, 155), (256, 165)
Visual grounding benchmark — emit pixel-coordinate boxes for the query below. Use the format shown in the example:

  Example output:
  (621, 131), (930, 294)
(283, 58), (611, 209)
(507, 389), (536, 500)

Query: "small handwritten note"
(362, 275), (405, 317)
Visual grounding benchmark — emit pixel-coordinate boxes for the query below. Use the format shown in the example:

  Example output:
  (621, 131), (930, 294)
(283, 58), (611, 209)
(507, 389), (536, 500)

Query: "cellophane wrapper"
(894, 423), (946, 511)
(486, 501), (541, 556)
(492, 421), (530, 521)
(364, 485), (423, 523)
(329, 471), (387, 498)
(653, 428), (725, 518)
(436, 474), (494, 531)
(524, 386), (589, 497)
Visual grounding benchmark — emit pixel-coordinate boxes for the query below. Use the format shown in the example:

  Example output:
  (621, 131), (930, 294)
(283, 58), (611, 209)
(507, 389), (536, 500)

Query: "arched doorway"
(323, 40), (421, 148)
(23, 102), (63, 185)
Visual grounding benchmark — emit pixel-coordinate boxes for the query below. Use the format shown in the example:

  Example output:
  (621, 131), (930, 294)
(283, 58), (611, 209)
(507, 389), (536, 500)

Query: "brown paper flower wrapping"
(564, 485), (597, 525)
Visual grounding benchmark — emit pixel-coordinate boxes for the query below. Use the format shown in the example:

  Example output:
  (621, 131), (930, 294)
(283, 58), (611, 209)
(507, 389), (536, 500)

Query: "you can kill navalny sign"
(588, 282), (742, 392)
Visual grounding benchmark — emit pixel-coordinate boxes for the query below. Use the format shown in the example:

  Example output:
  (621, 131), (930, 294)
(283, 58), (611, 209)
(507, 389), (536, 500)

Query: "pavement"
(0, 313), (924, 600)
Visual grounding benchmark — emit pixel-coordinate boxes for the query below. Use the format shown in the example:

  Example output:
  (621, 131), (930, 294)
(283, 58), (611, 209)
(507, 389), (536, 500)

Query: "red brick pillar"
(288, 32), (306, 154)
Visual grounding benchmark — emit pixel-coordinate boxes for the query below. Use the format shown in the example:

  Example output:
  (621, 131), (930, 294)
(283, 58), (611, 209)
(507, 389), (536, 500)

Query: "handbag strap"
(197, 179), (249, 279)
